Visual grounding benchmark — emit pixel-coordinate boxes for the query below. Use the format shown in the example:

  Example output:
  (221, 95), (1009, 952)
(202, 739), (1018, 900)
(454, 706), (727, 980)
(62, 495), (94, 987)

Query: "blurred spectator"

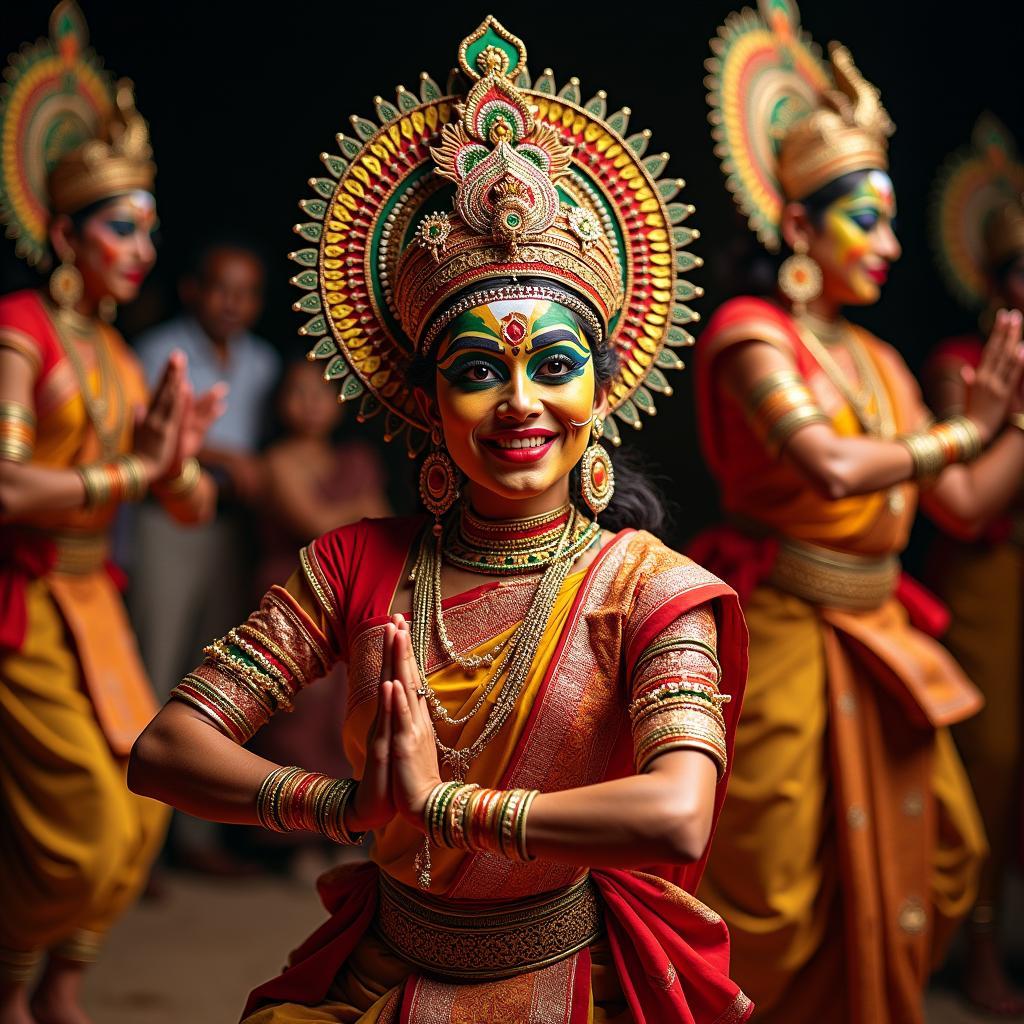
(245, 359), (391, 877)
(128, 239), (279, 874)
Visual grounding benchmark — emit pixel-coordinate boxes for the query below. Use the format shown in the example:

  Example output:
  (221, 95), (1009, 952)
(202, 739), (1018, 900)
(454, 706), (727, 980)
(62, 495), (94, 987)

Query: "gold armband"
(0, 401), (35, 463)
(78, 454), (148, 507)
(160, 456), (202, 497)
(744, 369), (829, 451)
(898, 415), (984, 479)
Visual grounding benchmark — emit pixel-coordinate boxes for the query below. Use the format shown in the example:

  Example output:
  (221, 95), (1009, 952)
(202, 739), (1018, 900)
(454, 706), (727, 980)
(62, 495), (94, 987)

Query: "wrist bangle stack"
(255, 765), (363, 845)
(161, 455), (202, 497)
(78, 453), (148, 507)
(423, 781), (538, 862)
(898, 414), (984, 479)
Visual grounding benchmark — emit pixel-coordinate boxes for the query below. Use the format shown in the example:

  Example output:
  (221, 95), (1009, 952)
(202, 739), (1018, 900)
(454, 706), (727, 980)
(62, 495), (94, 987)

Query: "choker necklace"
(444, 501), (600, 575)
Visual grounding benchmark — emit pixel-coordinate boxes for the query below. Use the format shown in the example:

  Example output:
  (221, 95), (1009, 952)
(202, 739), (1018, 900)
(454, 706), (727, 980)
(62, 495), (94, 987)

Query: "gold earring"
(778, 239), (822, 316)
(49, 257), (83, 313)
(579, 417), (614, 517)
(419, 428), (460, 535)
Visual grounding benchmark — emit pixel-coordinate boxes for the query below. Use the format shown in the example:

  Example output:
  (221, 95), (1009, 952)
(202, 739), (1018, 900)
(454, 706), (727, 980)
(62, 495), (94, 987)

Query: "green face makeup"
(437, 301), (592, 392)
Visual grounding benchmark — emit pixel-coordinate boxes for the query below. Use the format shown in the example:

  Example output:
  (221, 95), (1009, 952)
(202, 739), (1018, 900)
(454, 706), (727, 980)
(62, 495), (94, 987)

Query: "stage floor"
(83, 869), (1024, 1023)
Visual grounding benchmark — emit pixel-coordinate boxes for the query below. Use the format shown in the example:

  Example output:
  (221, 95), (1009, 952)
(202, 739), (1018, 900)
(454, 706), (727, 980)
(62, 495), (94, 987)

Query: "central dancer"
(129, 17), (752, 1023)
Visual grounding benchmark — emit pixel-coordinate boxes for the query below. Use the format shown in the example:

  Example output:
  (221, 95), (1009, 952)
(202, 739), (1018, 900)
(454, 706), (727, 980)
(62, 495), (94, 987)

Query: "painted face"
(810, 170), (901, 306)
(73, 191), (157, 305)
(432, 298), (600, 503)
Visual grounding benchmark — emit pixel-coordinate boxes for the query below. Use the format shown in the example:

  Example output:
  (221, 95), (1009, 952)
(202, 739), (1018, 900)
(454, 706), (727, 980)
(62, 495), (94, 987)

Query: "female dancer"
(129, 17), (754, 1023)
(925, 114), (1024, 1014)
(693, 4), (1024, 1022)
(0, 5), (222, 1023)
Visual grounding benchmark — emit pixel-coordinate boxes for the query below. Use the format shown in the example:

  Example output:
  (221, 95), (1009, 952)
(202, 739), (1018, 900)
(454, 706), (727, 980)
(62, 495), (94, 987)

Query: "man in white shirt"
(129, 240), (279, 873)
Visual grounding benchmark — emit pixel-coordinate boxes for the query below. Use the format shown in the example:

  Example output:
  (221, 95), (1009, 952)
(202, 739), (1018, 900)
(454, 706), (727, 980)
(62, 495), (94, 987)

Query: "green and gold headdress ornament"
(931, 114), (1024, 309)
(291, 16), (701, 453)
(0, 1), (154, 269)
(706, 0), (893, 252)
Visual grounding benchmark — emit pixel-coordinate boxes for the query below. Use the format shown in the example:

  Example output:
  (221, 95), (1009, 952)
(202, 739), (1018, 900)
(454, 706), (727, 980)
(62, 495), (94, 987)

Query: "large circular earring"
(419, 429), (460, 535)
(777, 239), (822, 317)
(49, 257), (83, 313)
(579, 417), (614, 517)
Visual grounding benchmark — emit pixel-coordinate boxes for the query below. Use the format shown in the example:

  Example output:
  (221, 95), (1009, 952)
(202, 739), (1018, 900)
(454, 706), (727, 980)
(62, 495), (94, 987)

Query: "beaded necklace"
(410, 503), (598, 780)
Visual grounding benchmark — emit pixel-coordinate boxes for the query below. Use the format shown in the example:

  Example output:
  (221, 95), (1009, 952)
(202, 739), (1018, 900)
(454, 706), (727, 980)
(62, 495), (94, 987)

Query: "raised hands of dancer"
(963, 308), (1024, 443)
(132, 349), (188, 484)
(172, 376), (228, 471)
(385, 615), (444, 826)
(347, 616), (401, 832)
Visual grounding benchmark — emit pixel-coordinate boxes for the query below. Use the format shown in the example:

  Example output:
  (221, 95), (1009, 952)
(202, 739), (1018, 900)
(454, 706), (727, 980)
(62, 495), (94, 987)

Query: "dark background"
(3, 2), (1023, 549)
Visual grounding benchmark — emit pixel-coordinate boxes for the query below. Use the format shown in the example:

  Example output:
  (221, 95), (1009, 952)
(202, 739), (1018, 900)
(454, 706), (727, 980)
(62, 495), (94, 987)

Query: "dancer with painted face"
(128, 17), (753, 1024)
(692, 3), (1024, 1023)
(0, 5), (223, 1023)
(924, 115), (1024, 1016)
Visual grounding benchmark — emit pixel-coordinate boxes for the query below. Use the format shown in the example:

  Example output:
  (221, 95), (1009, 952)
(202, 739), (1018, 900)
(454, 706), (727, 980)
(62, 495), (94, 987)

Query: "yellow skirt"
(0, 578), (167, 966)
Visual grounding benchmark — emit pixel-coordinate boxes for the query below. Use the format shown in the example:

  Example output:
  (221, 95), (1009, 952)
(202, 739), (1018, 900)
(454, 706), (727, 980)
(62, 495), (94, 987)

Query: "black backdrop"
(3, 2), (1023, 547)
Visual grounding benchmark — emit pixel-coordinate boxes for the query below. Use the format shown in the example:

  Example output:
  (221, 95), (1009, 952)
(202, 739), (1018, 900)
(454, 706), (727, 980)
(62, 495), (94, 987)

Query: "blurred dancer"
(926, 114), (1024, 1015)
(0, 5), (222, 1023)
(129, 238), (278, 872)
(692, 4), (1024, 1023)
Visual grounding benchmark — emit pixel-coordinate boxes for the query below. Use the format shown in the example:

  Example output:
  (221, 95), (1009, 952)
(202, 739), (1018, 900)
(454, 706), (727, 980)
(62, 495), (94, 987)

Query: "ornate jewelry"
(579, 418), (614, 516)
(49, 260), (84, 311)
(743, 369), (828, 452)
(410, 507), (585, 780)
(291, 16), (701, 455)
(777, 242), (822, 315)
(898, 415), (984, 479)
(445, 501), (598, 575)
(0, 401), (36, 463)
(418, 442), (460, 534)
(161, 456), (202, 497)
(255, 765), (362, 845)
(50, 308), (127, 458)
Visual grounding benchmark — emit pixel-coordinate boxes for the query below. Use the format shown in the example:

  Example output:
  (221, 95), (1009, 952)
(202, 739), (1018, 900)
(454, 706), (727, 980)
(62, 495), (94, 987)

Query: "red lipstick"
(480, 428), (558, 464)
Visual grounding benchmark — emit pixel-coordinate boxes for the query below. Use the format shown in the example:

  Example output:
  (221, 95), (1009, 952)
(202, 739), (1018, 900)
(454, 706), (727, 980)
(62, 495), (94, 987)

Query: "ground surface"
(83, 871), (1024, 1023)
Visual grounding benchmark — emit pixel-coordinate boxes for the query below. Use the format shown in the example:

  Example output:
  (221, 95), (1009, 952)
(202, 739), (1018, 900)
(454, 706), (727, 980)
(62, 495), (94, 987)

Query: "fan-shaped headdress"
(291, 16), (701, 452)
(931, 114), (1024, 309)
(706, 0), (893, 251)
(0, 1), (155, 269)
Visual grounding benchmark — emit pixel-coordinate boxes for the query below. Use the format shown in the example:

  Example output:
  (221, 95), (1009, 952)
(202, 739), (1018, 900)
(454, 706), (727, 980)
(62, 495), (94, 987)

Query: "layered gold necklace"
(49, 303), (126, 458)
(409, 502), (598, 780)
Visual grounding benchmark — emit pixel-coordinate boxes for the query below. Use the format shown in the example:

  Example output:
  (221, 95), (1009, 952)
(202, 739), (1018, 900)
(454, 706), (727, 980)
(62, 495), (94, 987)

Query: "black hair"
(185, 233), (270, 283)
(991, 250), (1024, 290)
(800, 169), (876, 229)
(408, 276), (669, 536)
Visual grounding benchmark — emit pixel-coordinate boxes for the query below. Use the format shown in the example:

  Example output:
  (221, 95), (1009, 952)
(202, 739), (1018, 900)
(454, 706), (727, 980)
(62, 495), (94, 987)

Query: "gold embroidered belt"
(373, 871), (603, 980)
(768, 538), (899, 611)
(47, 530), (109, 575)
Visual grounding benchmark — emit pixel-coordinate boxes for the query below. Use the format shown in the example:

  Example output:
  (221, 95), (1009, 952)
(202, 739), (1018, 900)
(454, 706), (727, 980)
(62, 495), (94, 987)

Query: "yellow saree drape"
(0, 291), (167, 974)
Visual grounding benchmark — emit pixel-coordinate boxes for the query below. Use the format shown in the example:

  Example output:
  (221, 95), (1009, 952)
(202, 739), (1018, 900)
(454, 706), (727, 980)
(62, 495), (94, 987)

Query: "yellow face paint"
(814, 170), (900, 306)
(433, 298), (599, 505)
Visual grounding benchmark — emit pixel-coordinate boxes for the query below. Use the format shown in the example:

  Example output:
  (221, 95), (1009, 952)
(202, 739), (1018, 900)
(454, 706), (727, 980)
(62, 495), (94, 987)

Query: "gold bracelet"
(162, 456), (202, 497)
(1009, 412), (1024, 434)
(0, 400), (35, 463)
(899, 415), (983, 479)
(78, 462), (112, 507)
(115, 453), (149, 501)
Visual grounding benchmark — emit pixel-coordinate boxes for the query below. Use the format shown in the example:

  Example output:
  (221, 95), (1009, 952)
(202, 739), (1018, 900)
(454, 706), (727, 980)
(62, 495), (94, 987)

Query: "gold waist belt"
(373, 871), (602, 981)
(768, 538), (899, 611)
(47, 530), (109, 575)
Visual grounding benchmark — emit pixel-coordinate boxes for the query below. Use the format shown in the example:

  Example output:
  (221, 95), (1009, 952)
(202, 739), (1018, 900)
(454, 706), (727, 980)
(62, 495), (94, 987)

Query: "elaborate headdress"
(0, 1), (155, 269)
(931, 114), (1024, 308)
(291, 16), (701, 452)
(706, 0), (894, 251)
